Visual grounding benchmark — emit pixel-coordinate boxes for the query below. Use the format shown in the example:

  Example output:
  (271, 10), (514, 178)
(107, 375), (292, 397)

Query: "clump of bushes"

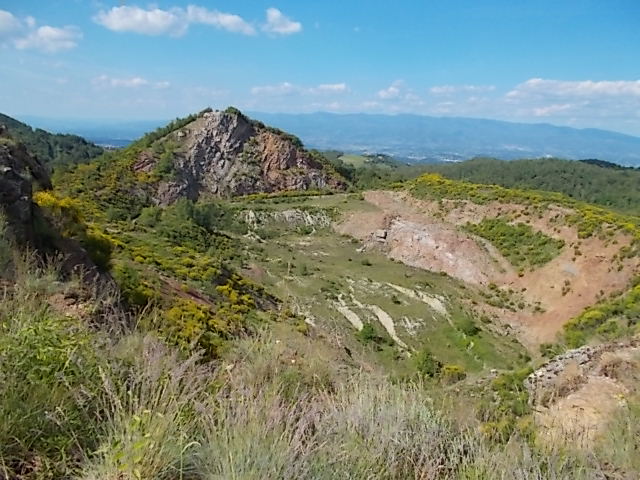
(415, 348), (442, 378)
(562, 278), (640, 347)
(465, 217), (565, 269)
(356, 323), (393, 348)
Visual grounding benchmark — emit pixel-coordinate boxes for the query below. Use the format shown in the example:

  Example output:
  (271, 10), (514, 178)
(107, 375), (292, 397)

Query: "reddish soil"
(337, 190), (640, 349)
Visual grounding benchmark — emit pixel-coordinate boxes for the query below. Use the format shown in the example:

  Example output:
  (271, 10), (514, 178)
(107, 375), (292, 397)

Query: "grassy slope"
(5, 126), (640, 476)
(1, 246), (638, 479)
(232, 193), (526, 374)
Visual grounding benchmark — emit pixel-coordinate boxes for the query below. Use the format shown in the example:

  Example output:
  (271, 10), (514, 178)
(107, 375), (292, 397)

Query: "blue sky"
(1, 0), (640, 135)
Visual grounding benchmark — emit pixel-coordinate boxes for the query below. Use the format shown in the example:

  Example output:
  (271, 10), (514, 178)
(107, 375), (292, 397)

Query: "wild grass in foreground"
(0, 254), (638, 479)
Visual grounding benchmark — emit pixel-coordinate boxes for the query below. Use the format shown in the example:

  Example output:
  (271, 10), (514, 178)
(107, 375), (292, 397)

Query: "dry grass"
(79, 335), (212, 480)
(1, 255), (639, 479)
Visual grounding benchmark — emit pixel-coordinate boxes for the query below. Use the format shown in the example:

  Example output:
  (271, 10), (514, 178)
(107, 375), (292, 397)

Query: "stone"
(152, 110), (346, 205)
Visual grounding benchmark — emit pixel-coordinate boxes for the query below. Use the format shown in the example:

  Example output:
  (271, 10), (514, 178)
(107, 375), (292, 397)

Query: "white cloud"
(185, 6), (256, 35)
(0, 10), (22, 39)
(251, 81), (348, 96)
(92, 75), (169, 89)
(310, 101), (343, 111)
(262, 8), (302, 35)
(312, 83), (348, 94)
(251, 82), (298, 96)
(94, 5), (255, 37)
(504, 78), (640, 124)
(93, 6), (187, 36)
(14, 26), (81, 53)
(532, 103), (574, 117)
(507, 78), (640, 99)
(377, 80), (404, 100)
(430, 84), (495, 95)
(0, 9), (81, 52)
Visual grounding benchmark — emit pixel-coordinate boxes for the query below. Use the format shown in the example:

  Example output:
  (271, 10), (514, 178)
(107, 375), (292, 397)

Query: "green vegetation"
(562, 278), (640, 348)
(321, 150), (434, 190)
(414, 348), (442, 377)
(466, 218), (565, 270)
(5, 111), (640, 478)
(410, 173), (640, 258)
(479, 367), (534, 442)
(421, 156), (640, 215)
(410, 172), (640, 349)
(0, 113), (103, 167)
(229, 193), (526, 374)
(136, 108), (211, 148)
(1, 256), (639, 478)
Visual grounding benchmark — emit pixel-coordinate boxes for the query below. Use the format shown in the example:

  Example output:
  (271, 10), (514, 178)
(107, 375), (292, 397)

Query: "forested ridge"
(421, 157), (640, 215)
(0, 113), (103, 167)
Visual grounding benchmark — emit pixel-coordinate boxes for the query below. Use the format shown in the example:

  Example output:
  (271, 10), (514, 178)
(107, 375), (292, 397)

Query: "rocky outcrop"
(143, 110), (346, 205)
(0, 136), (108, 282)
(0, 139), (51, 244)
(337, 192), (510, 286)
(240, 208), (333, 229)
(524, 338), (640, 405)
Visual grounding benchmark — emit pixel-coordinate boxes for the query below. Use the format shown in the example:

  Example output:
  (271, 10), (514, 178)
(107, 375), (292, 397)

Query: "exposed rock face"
(524, 338), (639, 446)
(239, 208), (333, 229)
(336, 191), (509, 286)
(0, 140), (51, 244)
(0, 138), (107, 281)
(144, 111), (346, 205)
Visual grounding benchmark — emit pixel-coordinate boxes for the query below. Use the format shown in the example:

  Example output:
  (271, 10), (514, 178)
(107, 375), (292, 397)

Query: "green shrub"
(415, 348), (442, 378)
(0, 285), (101, 476)
(355, 323), (392, 347)
(563, 281), (640, 347)
(457, 316), (480, 336)
(465, 217), (565, 269)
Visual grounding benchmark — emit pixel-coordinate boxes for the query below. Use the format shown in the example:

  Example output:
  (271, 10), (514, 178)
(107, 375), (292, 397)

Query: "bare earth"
(337, 190), (639, 348)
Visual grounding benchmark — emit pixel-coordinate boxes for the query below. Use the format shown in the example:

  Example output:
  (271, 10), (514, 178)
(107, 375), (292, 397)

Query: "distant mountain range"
(16, 112), (640, 166)
(251, 113), (640, 166)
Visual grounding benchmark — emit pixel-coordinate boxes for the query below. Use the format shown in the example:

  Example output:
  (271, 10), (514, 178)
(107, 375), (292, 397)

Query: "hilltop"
(59, 108), (346, 220)
(0, 113), (103, 168)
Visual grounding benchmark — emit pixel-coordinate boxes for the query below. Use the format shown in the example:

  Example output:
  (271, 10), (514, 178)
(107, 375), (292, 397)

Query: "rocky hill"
(130, 108), (346, 205)
(0, 136), (51, 245)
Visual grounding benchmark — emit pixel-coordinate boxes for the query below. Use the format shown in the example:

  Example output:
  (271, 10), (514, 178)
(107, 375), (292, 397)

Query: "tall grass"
(0, 255), (638, 479)
(79, 335), (211, 480)
(0, 254), (101, 478)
